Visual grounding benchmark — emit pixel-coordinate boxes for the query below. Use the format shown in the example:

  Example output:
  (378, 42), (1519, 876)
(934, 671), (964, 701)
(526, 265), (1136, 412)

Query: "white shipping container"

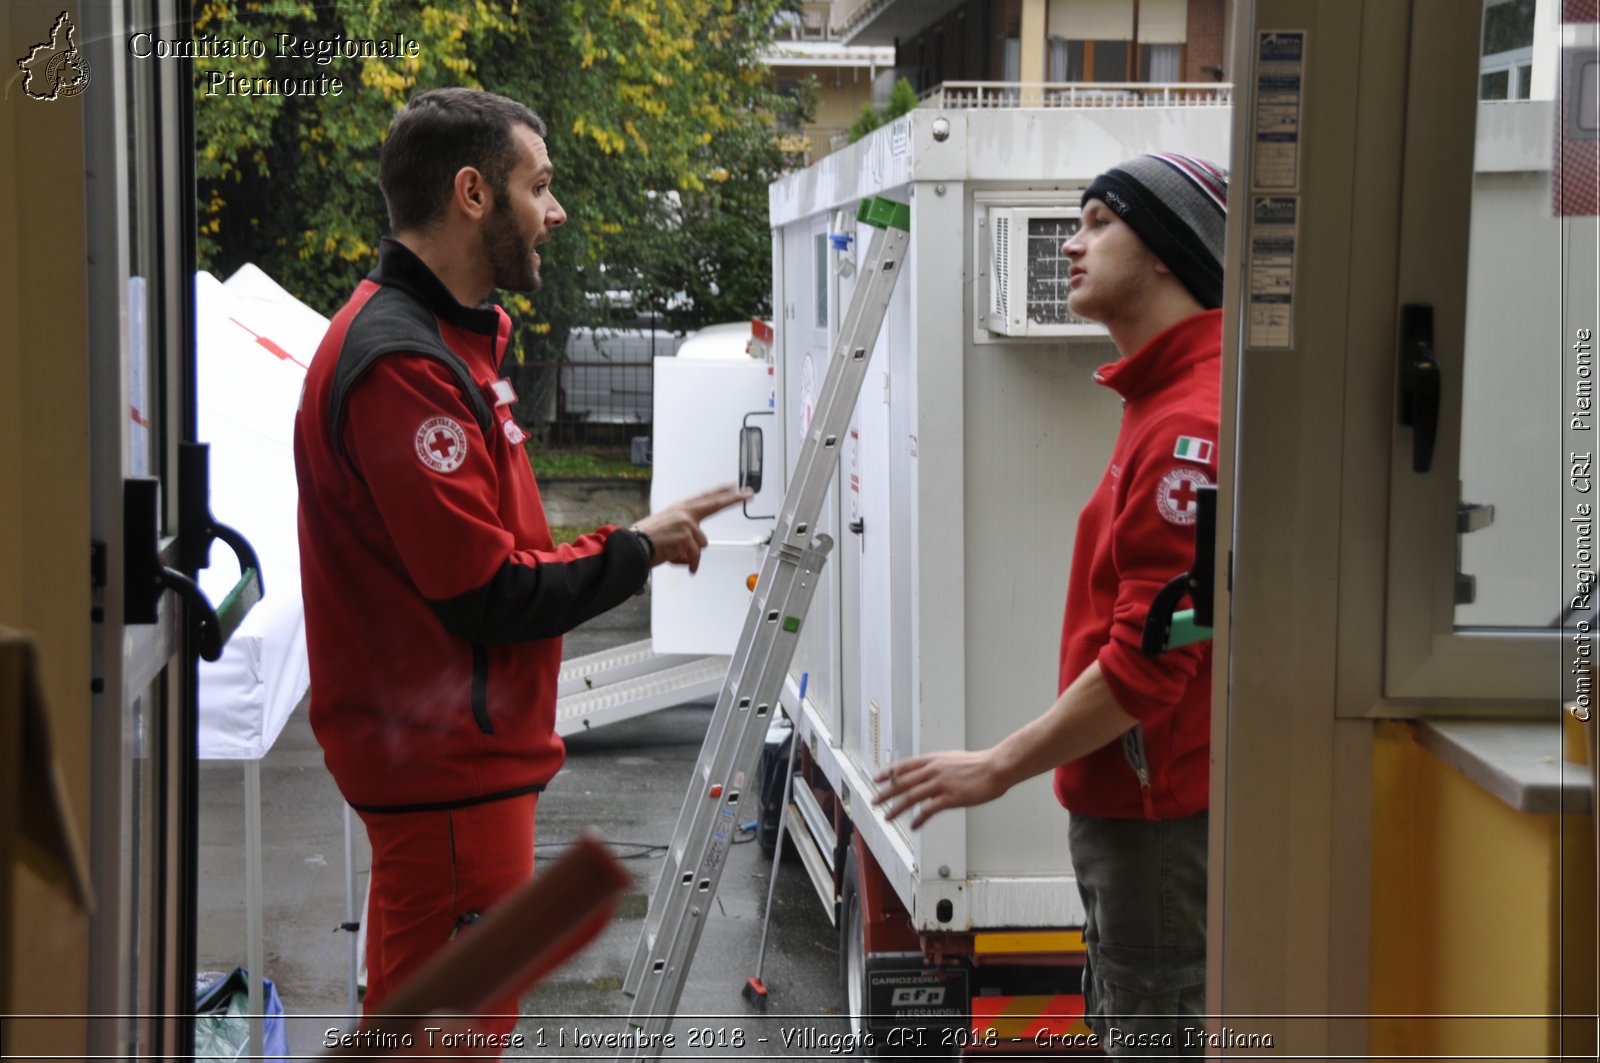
(767, 105), (1232, 934)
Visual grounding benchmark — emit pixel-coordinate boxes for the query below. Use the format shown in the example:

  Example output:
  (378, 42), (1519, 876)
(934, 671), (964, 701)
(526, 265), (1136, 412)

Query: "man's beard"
(485, 199), (540, 293)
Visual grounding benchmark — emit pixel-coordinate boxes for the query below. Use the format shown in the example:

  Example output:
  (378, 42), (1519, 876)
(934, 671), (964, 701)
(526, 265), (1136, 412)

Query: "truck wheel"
(840, 847), (953, 1059)
(838, 847), (877, 1056)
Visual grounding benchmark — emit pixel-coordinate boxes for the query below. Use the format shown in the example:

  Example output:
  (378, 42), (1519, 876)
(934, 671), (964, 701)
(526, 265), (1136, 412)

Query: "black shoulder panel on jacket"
(425, 530), (653, 643)
(329, 285), (495, 460)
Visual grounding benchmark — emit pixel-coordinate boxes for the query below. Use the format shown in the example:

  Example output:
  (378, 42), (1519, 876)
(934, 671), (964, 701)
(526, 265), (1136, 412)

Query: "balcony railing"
(919, 81), (1233, 110)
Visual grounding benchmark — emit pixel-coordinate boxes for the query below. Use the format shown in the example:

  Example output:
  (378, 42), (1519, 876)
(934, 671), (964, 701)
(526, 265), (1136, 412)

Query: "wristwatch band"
(630, 527), (655, 564)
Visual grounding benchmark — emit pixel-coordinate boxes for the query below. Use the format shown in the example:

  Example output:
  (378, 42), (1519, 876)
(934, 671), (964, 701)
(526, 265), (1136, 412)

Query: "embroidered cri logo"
(16, 11), (91, 102)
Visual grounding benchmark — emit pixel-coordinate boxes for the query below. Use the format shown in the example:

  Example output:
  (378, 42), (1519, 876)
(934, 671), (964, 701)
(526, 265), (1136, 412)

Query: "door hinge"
(1454, 498), (1495, 606)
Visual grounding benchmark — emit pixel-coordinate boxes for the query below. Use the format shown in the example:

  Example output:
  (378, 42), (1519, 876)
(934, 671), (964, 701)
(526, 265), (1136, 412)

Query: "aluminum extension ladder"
(618, 196), (911, 1057)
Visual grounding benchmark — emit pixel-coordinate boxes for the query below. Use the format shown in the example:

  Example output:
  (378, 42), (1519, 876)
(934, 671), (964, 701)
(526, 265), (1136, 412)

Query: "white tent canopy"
(195, 265), (325, 760)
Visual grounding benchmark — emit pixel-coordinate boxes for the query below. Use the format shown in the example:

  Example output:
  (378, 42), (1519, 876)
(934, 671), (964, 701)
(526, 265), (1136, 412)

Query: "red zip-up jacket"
(1053, 309), (1221, 820)
(294, 239), (651, 812)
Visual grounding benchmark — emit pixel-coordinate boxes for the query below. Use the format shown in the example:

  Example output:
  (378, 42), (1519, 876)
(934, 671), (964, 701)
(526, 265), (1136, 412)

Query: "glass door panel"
(1382, 0), (1592, 701)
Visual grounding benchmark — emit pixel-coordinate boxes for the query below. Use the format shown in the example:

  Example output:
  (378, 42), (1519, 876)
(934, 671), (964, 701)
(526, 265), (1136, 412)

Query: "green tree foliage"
(195, 1), (519, 314)
(846, 76), (918, 143)
(884, 75), (919, 120)
(846, 100), (881, 142)
(195, 0), (807, 422)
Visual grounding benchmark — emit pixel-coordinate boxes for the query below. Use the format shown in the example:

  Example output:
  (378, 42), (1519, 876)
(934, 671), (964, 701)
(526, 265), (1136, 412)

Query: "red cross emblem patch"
(415, 416), (468, 474)
(1155, 466), (1212, 526)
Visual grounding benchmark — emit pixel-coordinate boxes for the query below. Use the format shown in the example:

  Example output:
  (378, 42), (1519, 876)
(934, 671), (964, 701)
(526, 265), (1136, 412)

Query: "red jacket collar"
(1093, 308), (1223, 402)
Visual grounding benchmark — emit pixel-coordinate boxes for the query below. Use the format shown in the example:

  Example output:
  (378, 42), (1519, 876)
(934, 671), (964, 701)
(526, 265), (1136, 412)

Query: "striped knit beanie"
(1081, 153), (1228, 310)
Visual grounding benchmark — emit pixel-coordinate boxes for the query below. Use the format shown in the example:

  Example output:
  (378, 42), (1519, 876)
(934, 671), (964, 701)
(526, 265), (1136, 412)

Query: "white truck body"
(766, 105), (1232, 932)
(554, 329), (775, 735)
(649, 350), (779, 655)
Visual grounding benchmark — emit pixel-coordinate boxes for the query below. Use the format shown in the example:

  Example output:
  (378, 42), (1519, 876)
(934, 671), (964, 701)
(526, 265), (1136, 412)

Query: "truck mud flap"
(864, 953), (970, 1047)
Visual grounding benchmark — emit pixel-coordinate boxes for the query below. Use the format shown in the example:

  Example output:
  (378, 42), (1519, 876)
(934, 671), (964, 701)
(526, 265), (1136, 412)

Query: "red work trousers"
(358, 792), (538, 1047)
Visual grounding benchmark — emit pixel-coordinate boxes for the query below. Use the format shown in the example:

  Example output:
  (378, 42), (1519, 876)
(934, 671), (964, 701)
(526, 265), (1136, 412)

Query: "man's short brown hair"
(378, 88), (548, 232)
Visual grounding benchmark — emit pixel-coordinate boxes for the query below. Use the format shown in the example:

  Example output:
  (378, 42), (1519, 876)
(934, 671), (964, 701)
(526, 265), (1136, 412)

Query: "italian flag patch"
(1173, 436), (1214, 463)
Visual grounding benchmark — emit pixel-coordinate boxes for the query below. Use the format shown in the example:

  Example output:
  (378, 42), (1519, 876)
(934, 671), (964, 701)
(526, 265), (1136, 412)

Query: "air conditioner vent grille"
(991, 213), (1010, 322)
(984, 204), (1105, 338)
(1024, 215), (1093, 328)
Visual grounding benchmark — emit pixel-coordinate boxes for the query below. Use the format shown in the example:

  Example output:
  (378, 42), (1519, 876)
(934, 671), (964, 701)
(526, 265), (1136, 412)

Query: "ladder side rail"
(624, 545), (817, 930)
(623, 223), (910, 993)
(624, 541), (801, 960)
(624, 223), (913, 989)
(621, 224), (907, 1035)
(618, 209), (909, 1057)
(623, 543), (830, 1031)
(622, 547), (805, 991)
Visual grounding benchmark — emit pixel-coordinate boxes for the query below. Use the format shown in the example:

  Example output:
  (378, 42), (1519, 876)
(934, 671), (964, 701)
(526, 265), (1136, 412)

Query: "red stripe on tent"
(230, 316), (310, 370)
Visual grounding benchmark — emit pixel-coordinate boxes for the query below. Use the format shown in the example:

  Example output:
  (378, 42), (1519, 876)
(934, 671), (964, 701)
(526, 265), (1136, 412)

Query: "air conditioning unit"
(986, 206), (1104, 338)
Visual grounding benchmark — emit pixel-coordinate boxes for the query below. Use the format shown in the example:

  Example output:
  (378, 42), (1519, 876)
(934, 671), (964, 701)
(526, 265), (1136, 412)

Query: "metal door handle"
(1141, 485), (1217, 656)
(740, 411), (777, 520)
(124, 443), (263, 662)
(739, 424), (764, 494)
(1398, 303), (1441, 474)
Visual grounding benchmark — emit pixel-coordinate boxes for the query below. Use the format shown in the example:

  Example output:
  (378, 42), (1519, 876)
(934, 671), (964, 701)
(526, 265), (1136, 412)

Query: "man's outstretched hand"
(630, 483), (752, 574)
(872, 750), (1009, 830)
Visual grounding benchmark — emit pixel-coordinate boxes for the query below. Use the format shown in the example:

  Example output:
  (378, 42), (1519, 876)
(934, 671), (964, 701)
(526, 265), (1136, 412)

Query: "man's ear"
(451, 166), (492, 222)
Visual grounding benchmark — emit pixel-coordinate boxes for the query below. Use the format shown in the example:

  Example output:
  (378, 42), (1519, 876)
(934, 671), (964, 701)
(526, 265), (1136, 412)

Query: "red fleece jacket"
(1053, 309), (1221, 820)
(295, 239), (651, 811)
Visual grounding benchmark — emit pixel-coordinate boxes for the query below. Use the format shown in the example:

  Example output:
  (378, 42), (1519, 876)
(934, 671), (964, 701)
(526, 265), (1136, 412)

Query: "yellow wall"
(776, 63), (883, 164)
(2, 0), (94, 1053)
(1019, 0), (1046, 105)
(1370, 722), (1596, 1061)
(1020, 0), (1046, 82)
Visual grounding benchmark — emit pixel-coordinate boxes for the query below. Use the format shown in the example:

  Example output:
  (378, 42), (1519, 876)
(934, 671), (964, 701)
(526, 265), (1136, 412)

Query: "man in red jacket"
(875, 153), (1227, 1057)
(294, 88), (746, 1044)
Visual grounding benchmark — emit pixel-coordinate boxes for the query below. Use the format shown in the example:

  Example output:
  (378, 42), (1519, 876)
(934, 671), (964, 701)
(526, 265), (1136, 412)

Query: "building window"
(1141, 42), (1183, 81)
(774, 78), (806, 132)
(1090, 39), (1129, 81)
(1047, 36), (1086, 81)
(1479, 0), (1535, 100)
(1045, 0), (1189, 82)
(1047, 39), (1182, 82)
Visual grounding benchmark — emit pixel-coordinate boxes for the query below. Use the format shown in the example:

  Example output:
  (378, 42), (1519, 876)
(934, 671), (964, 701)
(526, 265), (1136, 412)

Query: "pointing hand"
(630, 484), (752, 574)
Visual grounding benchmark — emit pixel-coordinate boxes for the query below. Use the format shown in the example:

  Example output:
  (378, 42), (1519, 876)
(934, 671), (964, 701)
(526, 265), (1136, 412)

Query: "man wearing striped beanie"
(876, 153), (1227, 1056)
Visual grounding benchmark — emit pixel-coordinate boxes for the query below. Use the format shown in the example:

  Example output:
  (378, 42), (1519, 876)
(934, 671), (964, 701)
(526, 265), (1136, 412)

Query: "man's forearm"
(873, 660), (1144, 828)
(987, 661), (1138, 791)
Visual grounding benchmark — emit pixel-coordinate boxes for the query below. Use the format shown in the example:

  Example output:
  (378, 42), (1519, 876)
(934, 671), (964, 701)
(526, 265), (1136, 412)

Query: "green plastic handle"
(1166, 608), (1212, 650)
(214, 567), (263, 649)
(855, 196), (910, 232)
